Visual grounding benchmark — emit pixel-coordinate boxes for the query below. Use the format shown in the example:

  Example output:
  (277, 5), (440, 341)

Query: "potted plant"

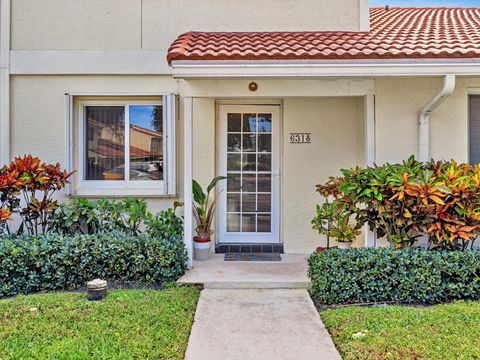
(192, 176), (226, 260)
(312, 201), (361, 250)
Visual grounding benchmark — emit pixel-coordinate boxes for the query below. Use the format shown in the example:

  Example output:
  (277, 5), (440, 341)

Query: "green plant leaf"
(206, 176), (227, 194)
(192, 180), (206, 205)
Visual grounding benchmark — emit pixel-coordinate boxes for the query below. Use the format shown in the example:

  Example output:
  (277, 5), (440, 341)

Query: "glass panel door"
(218, 105), (280, 244)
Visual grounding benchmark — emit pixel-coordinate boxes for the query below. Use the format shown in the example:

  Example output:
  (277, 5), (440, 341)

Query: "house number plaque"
(289, 133), (311, 144)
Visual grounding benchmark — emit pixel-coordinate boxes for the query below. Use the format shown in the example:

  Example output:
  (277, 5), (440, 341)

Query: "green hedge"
(308, 248), (480, 304)
(0, 233), (187, 297)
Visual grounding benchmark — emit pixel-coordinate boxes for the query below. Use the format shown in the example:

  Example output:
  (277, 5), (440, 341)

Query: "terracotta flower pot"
(193, 236), (211, 261)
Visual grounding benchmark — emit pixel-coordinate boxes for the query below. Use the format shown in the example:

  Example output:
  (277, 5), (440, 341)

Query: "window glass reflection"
(129, 105), (163, 181)
(243, 113), (257, 133)
(258, 114), (272, 132)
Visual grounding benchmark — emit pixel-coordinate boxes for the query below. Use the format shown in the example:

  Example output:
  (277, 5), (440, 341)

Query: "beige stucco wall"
(11, 0), (365, 51)
(282, 97), (365, 253)
(10, 75), (181, 214)
(11, 0), (142, 50)
(10, 75), (366, 253)
(192, 98), (215, 189)
(9, 75), (480, 253)
(373, 76), (480, 247)
(4, 2), (480, 254)
(189, 96), (365, 253)
(374, 77), (477, 164)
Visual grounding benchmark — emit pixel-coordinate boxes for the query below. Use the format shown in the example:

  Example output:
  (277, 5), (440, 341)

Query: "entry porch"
(181, 78), (376, 267)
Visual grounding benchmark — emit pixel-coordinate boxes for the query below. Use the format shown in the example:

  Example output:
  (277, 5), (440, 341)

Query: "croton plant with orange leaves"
(0, 155), (73, 235)
(316, 156), (480, 250)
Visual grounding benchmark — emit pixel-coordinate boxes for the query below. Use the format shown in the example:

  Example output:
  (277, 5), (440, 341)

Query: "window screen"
(85, 106), (125, 180)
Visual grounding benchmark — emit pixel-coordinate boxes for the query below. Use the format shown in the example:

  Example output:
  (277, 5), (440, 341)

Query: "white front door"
(217, 105), (280, 244)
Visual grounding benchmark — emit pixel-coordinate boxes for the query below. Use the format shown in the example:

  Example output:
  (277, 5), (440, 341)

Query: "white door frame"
(217, 104), (281, 244)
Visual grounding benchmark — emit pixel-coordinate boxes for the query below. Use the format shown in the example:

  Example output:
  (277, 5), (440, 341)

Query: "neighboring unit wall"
(283, 97), (365, 253)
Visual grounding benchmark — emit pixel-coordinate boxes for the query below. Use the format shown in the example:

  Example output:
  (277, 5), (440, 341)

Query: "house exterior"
(1, 0), (480, 266)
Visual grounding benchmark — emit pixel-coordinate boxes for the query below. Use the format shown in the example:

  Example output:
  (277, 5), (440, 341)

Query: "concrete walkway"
(185, 289), (341, 360)
(181, 255), (341, 360)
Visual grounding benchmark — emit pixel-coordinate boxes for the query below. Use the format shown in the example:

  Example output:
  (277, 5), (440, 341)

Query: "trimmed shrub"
(144, 208), (184, 239)
(0, 232), (187, 297)
(309, 248), (480, 304)
(53, 198), (183, 238)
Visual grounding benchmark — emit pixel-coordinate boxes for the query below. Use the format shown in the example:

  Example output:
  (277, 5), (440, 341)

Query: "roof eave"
(170, 58), (480, 78)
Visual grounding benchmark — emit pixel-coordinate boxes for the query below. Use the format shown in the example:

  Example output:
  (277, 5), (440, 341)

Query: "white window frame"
(68, 95), (177, 197)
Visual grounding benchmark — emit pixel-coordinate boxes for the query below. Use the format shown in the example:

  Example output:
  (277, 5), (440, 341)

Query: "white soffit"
(171, 59), (480, 78)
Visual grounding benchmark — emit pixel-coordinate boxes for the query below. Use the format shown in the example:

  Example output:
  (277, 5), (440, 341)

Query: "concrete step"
(177, 254), (311, 290)
(178, 279), (311, 290)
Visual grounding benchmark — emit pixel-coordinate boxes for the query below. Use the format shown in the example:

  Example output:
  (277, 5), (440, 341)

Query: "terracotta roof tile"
(167, 7), (480, 63)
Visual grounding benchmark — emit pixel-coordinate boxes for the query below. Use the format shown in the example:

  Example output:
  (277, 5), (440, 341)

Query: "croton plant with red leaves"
(0, 155), (73, 235)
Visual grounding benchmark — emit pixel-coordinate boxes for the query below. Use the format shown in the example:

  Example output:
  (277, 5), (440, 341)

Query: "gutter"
(418, 75), (456, 162)
(0, 0), (10, 166)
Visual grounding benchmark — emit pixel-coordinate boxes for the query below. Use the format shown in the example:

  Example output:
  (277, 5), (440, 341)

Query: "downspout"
(418, 75), (456, 162)
(0, 0), (10, 166)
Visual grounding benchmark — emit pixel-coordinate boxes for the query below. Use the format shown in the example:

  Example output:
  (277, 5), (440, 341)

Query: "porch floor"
(177, 254), (310, 289)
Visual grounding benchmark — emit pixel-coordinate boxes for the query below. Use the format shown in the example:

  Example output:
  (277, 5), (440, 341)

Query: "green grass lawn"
(320, 301), (480, 360)
(0, 286), (200, 359)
